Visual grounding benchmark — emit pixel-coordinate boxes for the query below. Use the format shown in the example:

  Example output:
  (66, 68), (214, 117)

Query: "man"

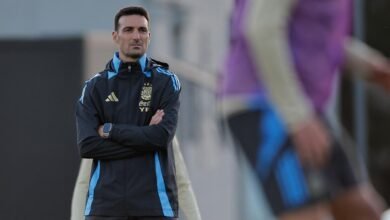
(76, 6), (181, 220)
(71, 138), (202, 220)
(219, 0), (390, 219)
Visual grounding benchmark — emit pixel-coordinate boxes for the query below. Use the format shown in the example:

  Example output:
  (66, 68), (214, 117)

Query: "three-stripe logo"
(105, 92), (119, 102)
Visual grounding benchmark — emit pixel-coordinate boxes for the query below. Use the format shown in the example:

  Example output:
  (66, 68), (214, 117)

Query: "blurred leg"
(172, 137), (201, 220)
(236, 149), (275, 220)
(71, 159), (93, 220)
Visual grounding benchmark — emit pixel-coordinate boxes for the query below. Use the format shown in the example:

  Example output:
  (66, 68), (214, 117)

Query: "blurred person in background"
(76, 6), (182, 220)
(219, 0), (390, 219)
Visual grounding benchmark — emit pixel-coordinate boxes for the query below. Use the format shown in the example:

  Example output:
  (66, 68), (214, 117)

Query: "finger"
(150, 115), (160, 125)
(308, 137), (324, 168)
(313, 134), (330, 168)
(156, 110), (164, 116)
(298, 146), (311, 167)
(155, 112), (164, 119)
(301, 135), (323, 168)
(295, 138), (313, 167)
(154, 113), (163, 120)
(305, 139), (318, 168)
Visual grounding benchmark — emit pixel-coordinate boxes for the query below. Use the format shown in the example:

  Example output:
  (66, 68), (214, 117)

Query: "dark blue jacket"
(76, 53), (180, 217)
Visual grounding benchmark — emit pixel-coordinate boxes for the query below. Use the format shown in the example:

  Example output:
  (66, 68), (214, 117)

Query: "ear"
(112, 31), (118, 44)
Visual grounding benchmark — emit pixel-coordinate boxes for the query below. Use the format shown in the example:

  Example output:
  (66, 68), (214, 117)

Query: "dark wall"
(0, 38), (82, 219)
(365, 0), (390, 205)
(341, 0), (390, 205)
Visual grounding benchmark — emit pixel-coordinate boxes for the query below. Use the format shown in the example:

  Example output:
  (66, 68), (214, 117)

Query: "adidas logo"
(105, 92), (119, 102)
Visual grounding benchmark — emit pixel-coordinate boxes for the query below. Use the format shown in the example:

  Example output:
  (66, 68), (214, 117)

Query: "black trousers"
(85, 216), (176, 220)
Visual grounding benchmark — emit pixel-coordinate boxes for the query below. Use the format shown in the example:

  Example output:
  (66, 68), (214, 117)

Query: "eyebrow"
(121, 25), (148, 30)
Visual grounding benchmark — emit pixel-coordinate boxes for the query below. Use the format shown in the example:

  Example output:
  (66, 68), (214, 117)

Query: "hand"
(149, 109), (164, 125)
(368, 58), (390, 92)
(345, 38), (390, 92)
(97, 125), (106, 138)
(291, 116), (331, 168)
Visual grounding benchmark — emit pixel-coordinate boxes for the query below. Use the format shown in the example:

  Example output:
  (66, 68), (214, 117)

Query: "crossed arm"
(76, 79), (180, 160)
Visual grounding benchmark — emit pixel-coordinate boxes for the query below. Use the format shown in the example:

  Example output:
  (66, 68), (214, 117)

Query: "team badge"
(139, 82), (152, 112)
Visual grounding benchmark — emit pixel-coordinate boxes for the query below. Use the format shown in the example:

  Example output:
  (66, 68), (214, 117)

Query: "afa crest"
(139, 82), (152, 112)
(141, 82), (152, 101)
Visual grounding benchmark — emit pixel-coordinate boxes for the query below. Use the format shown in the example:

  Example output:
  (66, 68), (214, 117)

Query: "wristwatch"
(102, 123), (113, 138)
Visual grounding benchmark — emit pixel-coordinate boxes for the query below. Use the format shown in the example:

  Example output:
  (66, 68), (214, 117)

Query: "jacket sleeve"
(76, 80), (139, 160)
(110, 75), (181, 151)
(245, 0), (314, 131)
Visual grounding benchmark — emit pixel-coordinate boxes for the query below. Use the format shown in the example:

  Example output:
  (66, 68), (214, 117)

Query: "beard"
(119, 43), (147, 61)
(127, 53), (142, 60)
(123, 50), (143, 60)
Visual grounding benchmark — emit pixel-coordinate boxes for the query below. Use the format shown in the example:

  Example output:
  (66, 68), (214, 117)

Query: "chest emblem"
(139, 82), (152, 112)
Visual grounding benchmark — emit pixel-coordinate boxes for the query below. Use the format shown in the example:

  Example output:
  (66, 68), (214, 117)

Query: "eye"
(139, 27), (148, 33)
(122, 27), (133, 32)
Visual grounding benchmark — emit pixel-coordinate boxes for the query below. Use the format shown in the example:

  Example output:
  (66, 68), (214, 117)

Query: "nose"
(131, 30), (141, 40)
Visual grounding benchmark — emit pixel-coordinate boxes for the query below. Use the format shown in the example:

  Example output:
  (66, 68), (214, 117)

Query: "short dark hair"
(114, 6), (150, 31)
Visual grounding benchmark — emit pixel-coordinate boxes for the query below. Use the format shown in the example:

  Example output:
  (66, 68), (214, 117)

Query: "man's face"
(113, 15), (150, 61)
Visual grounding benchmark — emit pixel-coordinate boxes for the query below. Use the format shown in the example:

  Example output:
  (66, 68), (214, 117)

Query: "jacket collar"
(112, 52), (147, 73)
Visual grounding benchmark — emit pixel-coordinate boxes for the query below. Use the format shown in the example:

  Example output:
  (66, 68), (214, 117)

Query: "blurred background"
(0, 0), (389, 219)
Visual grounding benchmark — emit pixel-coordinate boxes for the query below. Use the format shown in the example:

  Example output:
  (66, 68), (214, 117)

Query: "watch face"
(103, 123), (111, 134)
